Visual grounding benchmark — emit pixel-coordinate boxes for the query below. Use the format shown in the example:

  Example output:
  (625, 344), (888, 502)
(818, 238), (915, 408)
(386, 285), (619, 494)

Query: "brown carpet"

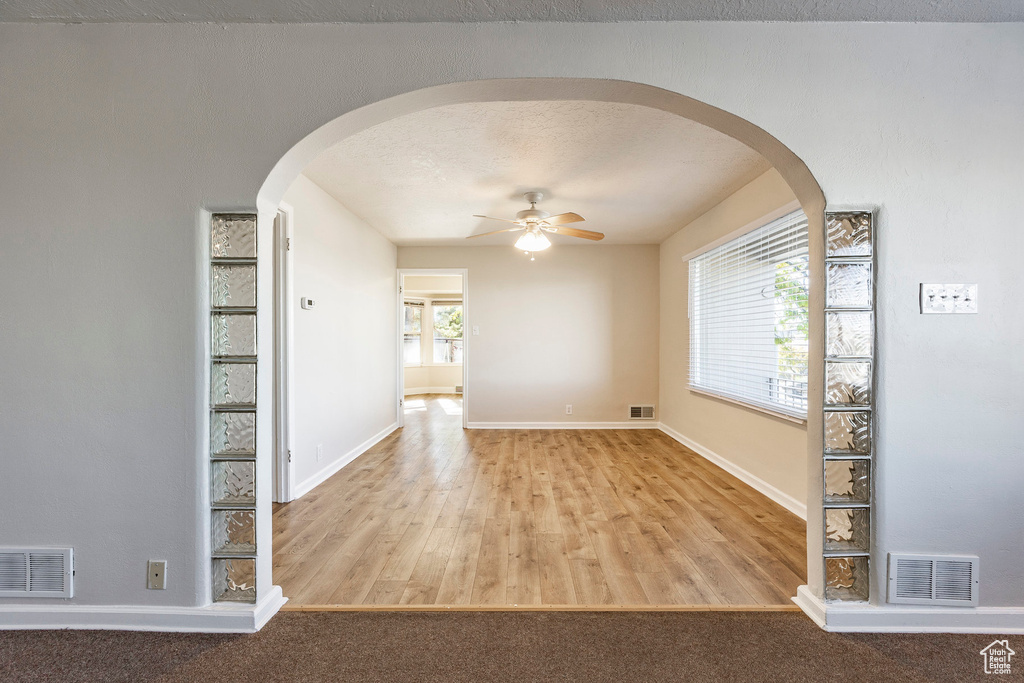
(1, 611), (1019, 682)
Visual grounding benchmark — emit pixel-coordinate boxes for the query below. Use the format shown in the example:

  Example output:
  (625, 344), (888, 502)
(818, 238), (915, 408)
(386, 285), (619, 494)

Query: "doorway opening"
(397, 269), (469, 431)
(273, 203), (295, 503)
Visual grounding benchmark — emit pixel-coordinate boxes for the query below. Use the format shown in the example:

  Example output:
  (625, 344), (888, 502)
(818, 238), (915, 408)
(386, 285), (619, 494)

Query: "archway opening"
(258, 78), (826, 608)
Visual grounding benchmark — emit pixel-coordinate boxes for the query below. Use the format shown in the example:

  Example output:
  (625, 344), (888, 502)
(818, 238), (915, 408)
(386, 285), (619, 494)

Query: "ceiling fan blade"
(466, 226), (526, 239)
(473, 215), (522, 225)
(542, 212), (585, 226)
(548, 226), (605, 241)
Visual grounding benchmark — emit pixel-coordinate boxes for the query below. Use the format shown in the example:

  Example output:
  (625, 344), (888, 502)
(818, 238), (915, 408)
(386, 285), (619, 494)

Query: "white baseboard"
(405, 387), (457, 396)
(657, 422), (807, 520)
(0, 585), (287, 633)
(292, 422), (398, 500)
(794, 585), (1024, 633)
(793, 585), (827, 628)
(466, 421), (659, 430)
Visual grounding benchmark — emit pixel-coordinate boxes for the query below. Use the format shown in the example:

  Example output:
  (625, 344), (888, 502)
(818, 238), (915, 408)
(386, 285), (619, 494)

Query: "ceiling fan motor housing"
(517, 191), (550, 222)
(516, 208), (550, 222)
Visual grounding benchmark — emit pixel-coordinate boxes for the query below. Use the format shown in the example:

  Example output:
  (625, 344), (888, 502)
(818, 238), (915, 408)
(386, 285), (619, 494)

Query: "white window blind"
(689, 209), (809, 419)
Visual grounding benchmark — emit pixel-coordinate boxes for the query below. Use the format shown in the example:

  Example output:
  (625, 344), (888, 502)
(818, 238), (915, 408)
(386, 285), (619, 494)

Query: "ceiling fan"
(468, 192), (604, 257)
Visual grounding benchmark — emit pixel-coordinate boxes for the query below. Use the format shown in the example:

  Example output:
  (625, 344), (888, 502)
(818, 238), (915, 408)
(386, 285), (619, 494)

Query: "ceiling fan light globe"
(514, 231), (551, 252)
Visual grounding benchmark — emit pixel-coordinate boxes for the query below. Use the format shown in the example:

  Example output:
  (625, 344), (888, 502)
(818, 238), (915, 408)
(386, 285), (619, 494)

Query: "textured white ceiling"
(2, 0), (1020, 22)
(301, 100), (772, 246)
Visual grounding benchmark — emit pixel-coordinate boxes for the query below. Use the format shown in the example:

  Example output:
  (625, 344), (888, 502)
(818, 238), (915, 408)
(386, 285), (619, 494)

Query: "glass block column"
(822, 211), (875, 602)
(209, 214), (258, 603)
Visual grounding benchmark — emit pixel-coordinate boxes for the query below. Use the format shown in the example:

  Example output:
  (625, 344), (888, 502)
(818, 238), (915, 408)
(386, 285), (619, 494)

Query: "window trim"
(686, 202), (809, 422)
(688, 387), (807, 425)
(403, 297), (464, 367)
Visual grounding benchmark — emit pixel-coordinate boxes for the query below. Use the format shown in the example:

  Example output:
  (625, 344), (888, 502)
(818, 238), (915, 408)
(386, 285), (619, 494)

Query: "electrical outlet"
(566, 404), (572, 415)
(147, 560), (167, 590)
(316, 444), (323, 462)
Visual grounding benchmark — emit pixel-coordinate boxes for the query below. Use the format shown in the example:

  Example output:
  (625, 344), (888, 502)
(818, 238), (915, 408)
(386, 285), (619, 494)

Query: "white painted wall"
(660, 169), (807, 510)
(398, 246), (661, 424)
(0, 22), (1021, 623)
(283, 174), (398, 494)
(403, 275), (462, 293)
(404, 365), (462, 394)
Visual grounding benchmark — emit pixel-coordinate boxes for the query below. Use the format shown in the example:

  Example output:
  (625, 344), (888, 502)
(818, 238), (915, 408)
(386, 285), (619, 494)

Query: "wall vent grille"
(887, 553), (977, 606)
(0, 548), (73, 598)
(629, 405), (656, 420)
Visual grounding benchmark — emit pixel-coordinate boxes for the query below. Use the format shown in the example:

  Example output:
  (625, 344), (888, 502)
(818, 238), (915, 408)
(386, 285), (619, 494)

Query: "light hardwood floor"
(273, 394), (807, 606)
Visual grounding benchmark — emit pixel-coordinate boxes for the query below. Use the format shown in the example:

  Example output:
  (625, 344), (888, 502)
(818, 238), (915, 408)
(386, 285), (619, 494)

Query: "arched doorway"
(253, 78), (830, 609)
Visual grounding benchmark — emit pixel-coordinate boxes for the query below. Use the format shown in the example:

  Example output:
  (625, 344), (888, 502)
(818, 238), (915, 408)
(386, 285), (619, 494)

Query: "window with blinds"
(688, 209), (809, 419)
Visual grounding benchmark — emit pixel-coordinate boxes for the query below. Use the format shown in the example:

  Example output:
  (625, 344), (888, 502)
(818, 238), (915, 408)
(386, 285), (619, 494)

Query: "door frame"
(273, 203), (296, 503)
(397, 268), (469, 429)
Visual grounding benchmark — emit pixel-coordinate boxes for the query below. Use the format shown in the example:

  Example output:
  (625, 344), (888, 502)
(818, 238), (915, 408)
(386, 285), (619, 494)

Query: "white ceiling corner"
(301, 100), (772, 247)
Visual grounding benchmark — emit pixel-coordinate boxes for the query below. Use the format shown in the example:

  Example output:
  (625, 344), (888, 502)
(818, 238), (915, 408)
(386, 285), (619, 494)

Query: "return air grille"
(0, 548), (73, 598)
(887, 553), (977, 606)
(629, 405), (656, 420)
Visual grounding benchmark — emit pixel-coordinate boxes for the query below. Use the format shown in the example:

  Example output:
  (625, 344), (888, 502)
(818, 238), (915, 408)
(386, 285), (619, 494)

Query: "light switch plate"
(920, 283), (977, 314)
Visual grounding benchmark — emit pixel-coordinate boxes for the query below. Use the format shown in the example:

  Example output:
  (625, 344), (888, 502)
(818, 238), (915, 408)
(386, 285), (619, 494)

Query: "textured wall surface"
(2, 0), (1022, 23)
(0, 22), (1021, 620)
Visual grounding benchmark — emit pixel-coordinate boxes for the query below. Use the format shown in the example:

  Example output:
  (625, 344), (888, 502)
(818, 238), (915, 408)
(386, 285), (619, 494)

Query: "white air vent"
(0, 548), (73, 598)
(887, 553), (977, 606)
(629, 405), (656, 420)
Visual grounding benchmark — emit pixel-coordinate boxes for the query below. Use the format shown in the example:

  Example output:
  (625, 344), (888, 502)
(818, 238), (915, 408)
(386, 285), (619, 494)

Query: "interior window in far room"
(404, 301), (423, 364)
(432, 302), (463, 364)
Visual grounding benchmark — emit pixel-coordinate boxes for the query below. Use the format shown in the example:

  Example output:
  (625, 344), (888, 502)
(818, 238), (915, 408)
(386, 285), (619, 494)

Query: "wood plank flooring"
(273, 394), (807, 606)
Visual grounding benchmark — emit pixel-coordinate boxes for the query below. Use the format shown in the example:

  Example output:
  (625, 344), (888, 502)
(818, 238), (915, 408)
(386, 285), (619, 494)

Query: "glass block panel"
(211, 215), (256, 258)
(826, 263), (873, 309)
(825, 459), (870, 504)
(211, 264), (256, 308)
(826, 212), (872, 258)
(824, 410), (871, 454)
(212, 460), (256, 506)
(211, 363), (256, 407)
(825, 507), (870, 553)
(213, 558), (256, 603)
(826, 311), (873, 358)
(212, 509), (256, 555)
(825, 556), (869, 601)
(212, 314), (256, 357)
(825, 361), (871, 406)
(211, 412), (255, 456)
